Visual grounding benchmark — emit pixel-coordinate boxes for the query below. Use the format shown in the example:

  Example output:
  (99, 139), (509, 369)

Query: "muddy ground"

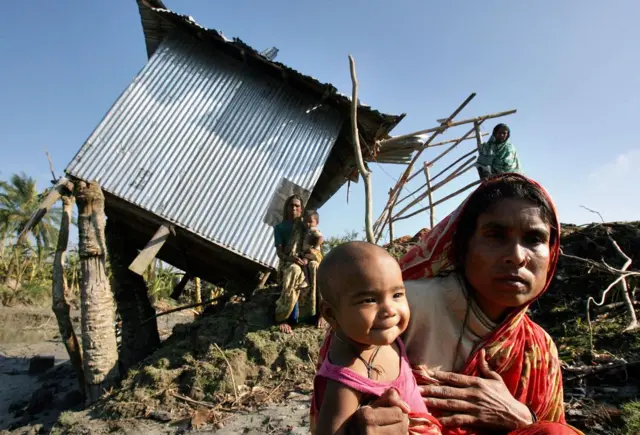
(0, 306), (310, 434)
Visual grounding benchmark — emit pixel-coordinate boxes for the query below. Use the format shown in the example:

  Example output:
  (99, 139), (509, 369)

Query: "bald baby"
(317, 241), (403, 307)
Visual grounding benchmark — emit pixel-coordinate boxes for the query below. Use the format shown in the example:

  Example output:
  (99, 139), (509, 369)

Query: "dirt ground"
(0, 306), (311, 435)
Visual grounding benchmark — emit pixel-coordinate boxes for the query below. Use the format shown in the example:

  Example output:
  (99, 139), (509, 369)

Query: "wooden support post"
(349, 55), (375, 243)
(52, 191), (85, 396)
(424, 164), (435, 229)
(171, 273), (192, 300)
(75, 181), (118, 404)
(106, 219), (160, 375)
(257, 271), (271, 289)
(128, 224), (172, 275)
(474, 121), (483, 150)
(17, 177), (75, 245)
(194, 277), (202, 313)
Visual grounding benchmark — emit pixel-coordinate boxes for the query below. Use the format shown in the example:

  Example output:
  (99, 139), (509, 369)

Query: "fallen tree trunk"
(76, 181), (119, 403)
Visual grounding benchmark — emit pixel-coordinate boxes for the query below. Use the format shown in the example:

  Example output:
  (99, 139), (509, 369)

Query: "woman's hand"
(420, 350), (533, 431)
(350, 388), (410, 434)
(288, 256), (305, 266)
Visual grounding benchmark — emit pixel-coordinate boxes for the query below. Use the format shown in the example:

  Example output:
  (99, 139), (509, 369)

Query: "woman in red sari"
(320, 174), (582, 434)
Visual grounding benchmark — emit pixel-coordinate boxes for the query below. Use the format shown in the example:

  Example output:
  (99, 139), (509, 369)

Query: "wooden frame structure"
(373, 93), (516, 242)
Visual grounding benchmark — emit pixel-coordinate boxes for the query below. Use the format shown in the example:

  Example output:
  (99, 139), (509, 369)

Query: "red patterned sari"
(400, 174), (580, 435)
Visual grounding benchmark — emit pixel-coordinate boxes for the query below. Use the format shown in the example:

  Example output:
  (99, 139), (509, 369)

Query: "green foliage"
(622, 401), (640, 434)
(322, 230), (361, 255)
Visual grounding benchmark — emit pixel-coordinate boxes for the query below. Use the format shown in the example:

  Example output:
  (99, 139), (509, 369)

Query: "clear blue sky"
(1, 0), (639, 243)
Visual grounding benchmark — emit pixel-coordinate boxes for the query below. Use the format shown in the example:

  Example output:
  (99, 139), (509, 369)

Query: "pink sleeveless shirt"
(311, 337), (441, 434)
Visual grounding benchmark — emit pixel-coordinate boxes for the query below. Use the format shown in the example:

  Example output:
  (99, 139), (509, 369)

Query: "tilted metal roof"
(135, 0), (406, 155)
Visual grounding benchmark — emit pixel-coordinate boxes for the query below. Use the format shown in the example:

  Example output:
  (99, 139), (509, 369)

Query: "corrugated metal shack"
(65, 0), (409, 284)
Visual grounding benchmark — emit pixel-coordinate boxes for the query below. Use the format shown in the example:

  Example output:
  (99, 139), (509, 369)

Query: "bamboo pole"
(349, 55), (375, 243)
(404, 123), (479, 185)
(194, 277), (202, 313)
(373, 94), (477, 241)
(474, 121), (483, 150)
(394, 180), (481, 222)
(424, 165), (435, 229)
(393, 158), (476, 219)
(432, 149), (478, 183)
(379, 108), (516, 147)
(421, 133), (488, 149)
(394, 149), (476, 208)
(388, 202), (395, 244)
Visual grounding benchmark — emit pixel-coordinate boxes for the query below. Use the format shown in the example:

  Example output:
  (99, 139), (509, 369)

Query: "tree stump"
(106, 219), (160, 374)
(75, 181), (118, 403)
(52, 193), (85, 396)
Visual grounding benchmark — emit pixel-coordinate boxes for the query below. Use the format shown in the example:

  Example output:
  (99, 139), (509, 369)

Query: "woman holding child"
(274, 195), (324, 334)
(313, 174), (582, 435)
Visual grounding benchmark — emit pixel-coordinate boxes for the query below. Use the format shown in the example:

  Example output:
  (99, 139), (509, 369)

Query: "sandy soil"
(0, 306), (312, 435)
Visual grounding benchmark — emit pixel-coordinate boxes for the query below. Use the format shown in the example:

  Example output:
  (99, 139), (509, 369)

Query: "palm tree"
(0, 173), (62, 277)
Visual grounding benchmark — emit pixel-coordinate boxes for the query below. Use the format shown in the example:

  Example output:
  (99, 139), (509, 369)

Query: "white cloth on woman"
(402, 273), (497, 372)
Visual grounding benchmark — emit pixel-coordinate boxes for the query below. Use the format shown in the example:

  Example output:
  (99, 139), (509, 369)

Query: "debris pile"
(387, 222), (640, 434)
(99, 285), (324, 427)
(55, 223), (639, 434)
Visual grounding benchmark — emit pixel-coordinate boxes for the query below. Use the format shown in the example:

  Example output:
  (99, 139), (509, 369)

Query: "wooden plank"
(128, 224), (173, 276)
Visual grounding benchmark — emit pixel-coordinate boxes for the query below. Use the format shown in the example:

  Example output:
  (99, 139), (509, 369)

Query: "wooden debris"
(128, 224), (173, 276)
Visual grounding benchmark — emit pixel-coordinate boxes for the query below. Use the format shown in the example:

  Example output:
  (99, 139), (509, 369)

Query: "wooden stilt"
(51, 192), (85, 396)
(194, 277), (202, 313)
(75, 181), (118, 404)
(171, 273), (192, 300)
(128, 224), (173, 275)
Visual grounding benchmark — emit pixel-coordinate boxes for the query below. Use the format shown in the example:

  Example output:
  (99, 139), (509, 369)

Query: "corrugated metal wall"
(66, 34), (343, 268)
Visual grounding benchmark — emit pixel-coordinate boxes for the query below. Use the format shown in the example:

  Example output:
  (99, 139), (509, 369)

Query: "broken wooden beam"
(128, 224), (173, 276)
(381, 107), (516, 147)
(17, 177), (74, 245)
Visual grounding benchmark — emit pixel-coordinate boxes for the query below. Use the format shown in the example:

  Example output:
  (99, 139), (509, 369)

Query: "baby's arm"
(315, 235), (324, 251)
(316, 379), (362, 435)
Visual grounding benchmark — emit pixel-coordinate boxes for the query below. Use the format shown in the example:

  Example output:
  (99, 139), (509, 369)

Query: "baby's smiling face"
(321, 244), (410, 347)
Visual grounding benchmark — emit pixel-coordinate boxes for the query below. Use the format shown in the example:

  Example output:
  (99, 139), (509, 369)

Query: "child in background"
(302, 210), (323, 264)
(310, 242), (441, 435)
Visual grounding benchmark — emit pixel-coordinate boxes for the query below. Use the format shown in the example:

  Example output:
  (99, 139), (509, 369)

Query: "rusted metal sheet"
(66, 34), (343, 268)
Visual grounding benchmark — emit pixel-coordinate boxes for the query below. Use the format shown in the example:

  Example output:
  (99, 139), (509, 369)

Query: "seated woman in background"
(274, 195), (322, 334)
(475, 123), (522, 180)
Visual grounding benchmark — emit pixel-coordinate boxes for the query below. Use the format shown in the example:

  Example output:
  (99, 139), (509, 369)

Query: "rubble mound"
(98, 285), (324, 425)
